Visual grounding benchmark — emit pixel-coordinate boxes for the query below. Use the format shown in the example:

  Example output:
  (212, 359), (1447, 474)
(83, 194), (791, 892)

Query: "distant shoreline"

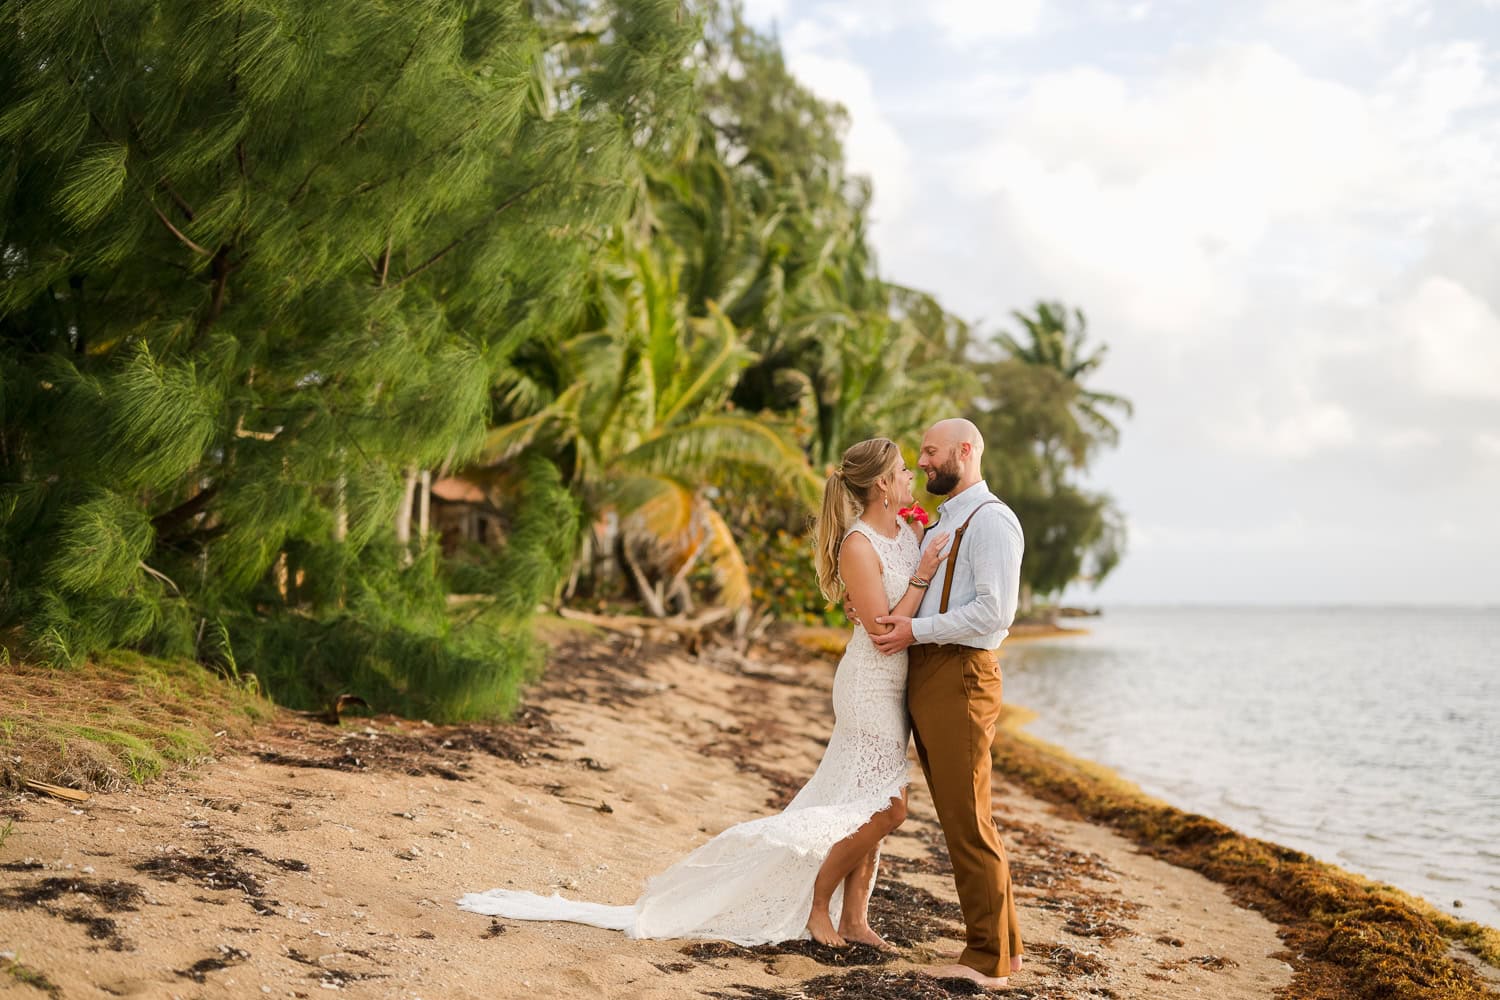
(1007, 620), (1090, 641)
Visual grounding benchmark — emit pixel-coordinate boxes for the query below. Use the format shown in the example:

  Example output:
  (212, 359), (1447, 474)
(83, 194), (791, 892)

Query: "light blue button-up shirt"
(911, 481), (1024, 650)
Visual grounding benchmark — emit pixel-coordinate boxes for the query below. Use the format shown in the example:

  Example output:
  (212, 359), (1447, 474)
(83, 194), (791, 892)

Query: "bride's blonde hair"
(814, 437), (902, 603)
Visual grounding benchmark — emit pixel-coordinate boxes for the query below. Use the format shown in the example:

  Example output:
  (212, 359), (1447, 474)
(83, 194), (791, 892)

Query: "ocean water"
(1000, 606), (1500, 929)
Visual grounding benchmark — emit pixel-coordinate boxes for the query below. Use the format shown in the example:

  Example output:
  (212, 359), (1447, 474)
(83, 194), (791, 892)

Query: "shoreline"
(1007, 703), (1499, 936)
(0, 626), (1494, 999)
(992, 612), (1500, 956)
(785, 624), (1500, 993)
(1005, 621), (1091, 641)
(983, 693), (1500, 998)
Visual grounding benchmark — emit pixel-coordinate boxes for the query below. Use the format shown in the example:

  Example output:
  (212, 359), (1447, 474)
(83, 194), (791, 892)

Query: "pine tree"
(0, 0), (695, 717)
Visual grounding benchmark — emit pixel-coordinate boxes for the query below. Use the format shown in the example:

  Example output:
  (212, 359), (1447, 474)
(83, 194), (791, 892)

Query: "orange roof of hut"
(430, 477), (487, 504)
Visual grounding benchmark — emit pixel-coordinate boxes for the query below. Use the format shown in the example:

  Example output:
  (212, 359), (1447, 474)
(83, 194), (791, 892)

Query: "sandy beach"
(0, 626), (1492, 998)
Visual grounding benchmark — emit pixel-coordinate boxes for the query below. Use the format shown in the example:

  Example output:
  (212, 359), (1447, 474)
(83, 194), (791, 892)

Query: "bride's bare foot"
(838, 923), (894, 950)
(806, 909), (847, 947)
(920, 963), (1009, 990)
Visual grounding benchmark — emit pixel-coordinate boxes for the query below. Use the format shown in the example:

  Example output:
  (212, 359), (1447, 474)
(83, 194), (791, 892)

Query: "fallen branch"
(556, 796), (613, 814)
(24, 779), (90, 802)
(556, 606), (732, 642)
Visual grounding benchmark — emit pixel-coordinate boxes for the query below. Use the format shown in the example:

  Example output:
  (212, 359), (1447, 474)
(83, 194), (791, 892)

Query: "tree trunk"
(418, 470), (431, 542)
(333, 473), (348, 543)
(396, 466), (417, 564)
(620, 538), (668, 618)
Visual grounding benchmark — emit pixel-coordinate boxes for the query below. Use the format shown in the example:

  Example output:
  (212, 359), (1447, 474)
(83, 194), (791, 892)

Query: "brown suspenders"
(938, 500), (1002, 614)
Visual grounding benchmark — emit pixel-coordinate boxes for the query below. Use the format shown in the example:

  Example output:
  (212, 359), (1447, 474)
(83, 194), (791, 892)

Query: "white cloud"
(1378, 428), (1441, 451)
(1387, 42), (1495, 128)
(770, 0), (1047, 47)
(950, 46), (1402, 338)
(1123, 511), (1322, 553)
(1262, 0), (1432, 41)
(1214, 388), (1358, 459)
(760, 5), (1500, 600)
(738, 0), (789, 25)
(1391, 276), (1500, 401)
(929, 0), (1046, 44)
(779, 36), (915, 230)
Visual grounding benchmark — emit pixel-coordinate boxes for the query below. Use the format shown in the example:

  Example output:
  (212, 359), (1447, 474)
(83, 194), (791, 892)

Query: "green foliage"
(1005, 483), (1125, 601)
(977, 301), (1134, 602)
(653, 9), (975, 470)
(55, 143), (130, 229)
(481, 235), (818, 614)
(0, 0), (697, 714)
(995, 301), (1134, 462)
(241, 455), (576, 720)
(741, 518), (842, 626)
(1, 0), (1133, 725)
(445, 454), (580, 619)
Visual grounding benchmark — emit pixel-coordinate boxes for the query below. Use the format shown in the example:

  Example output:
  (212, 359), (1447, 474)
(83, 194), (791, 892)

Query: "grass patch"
(0, 650), (270, 794)
(1, 956), (61, 998)
(991, 702), (1500, 1000)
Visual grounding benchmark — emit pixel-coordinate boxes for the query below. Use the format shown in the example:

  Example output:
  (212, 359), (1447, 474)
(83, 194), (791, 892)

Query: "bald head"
(928, 418), (984, 458)
(918, 418), (986, 497)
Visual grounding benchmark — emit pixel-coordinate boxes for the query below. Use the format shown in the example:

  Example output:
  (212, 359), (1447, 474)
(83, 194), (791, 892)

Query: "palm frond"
(626, 479), (696, 541)
(616, 414), (817, 501)
(474, 383), (583, 466)
(657, 302), (755, 427)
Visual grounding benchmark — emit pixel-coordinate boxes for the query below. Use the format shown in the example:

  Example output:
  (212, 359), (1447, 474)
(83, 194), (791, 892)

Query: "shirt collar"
(936, 480), (992, 521)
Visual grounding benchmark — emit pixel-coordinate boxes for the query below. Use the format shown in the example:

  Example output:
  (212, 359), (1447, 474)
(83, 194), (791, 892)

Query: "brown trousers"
(907, 643), (1023, 976)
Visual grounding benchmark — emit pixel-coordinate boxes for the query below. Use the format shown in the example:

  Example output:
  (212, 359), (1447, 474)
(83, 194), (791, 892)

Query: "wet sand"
(0, 631), (1296, 998)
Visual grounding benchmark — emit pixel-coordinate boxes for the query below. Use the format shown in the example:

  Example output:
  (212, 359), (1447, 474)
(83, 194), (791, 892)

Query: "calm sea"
(1001, 606), (1500, 929)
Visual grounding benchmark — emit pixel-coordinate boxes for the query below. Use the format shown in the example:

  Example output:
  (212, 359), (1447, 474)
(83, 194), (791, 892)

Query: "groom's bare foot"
(938, 950), (1023, 972)
(838, 922), (894, 950)
(920, 963), (1009, 990)
(806, 909), (847, 947)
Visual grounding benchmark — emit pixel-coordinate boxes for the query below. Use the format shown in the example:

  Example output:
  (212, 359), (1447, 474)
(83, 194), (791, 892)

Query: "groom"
(870, 418), (1025, 988)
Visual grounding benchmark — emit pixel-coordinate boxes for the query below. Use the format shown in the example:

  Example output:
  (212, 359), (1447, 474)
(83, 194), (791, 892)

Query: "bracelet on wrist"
(909, 576), (930, 589)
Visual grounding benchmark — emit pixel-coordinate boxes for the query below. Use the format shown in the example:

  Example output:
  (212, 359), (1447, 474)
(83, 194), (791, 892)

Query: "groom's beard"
(925, 459), (961, 496)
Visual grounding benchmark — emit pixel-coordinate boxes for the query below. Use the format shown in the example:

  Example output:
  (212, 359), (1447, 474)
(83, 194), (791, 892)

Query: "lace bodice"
(844, 519), (922, 614)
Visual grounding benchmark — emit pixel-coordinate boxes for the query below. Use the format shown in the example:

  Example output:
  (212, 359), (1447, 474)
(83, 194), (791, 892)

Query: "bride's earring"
(883, 493), (890, 509)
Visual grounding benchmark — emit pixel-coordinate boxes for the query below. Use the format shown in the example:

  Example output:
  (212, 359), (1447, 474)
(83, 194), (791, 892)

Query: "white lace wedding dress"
(456, 519), (921, 944)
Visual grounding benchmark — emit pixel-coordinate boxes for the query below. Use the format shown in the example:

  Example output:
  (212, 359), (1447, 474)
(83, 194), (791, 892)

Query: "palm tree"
(472, 237), (818, 616)
(997, 301), (1134, 462)
(983, 301), (1134, 612)
(666, 146), (974, 469)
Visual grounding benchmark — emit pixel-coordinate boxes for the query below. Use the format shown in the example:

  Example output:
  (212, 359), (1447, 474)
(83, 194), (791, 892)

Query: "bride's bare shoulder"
(838, 529), (881, 579)
(839, 526), (876, 558)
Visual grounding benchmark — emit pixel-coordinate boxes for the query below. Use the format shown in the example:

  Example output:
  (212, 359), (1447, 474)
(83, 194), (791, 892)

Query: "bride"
(457, 437), (950, 948)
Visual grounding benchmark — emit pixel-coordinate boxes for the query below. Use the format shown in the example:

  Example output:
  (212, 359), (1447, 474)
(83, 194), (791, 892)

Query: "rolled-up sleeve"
(910, 508), (1023, 645)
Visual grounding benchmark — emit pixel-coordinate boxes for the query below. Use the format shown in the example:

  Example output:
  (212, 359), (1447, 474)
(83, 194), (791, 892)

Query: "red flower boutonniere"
(897, 505), (931, 527)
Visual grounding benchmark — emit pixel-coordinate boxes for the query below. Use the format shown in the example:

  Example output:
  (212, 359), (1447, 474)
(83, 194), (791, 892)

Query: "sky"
(741, 0), (1500, 606)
